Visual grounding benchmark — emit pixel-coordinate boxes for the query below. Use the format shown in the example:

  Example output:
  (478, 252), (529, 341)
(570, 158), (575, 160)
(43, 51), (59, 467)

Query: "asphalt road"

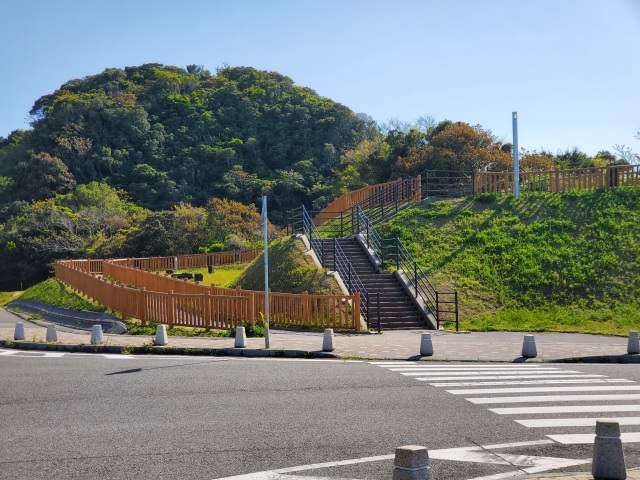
(1, 352), (639, 480)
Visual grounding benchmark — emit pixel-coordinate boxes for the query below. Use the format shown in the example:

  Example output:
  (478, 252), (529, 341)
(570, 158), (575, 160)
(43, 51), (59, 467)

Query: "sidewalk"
(1, 307), (637, 362)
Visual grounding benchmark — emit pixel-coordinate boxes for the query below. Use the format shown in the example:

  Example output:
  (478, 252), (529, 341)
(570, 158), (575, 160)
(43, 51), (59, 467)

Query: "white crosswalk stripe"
(373, 361), (640, 444)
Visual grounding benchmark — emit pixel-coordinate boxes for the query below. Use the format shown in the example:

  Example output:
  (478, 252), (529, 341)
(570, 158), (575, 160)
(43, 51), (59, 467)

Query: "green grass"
(125, 320), (264, 337)
(164, 263), (250, 287)
(377, 187), (640, 334)
(0, 291), (21, 307)
(18, 278), (106, 312)
(232, 236), (343, 295)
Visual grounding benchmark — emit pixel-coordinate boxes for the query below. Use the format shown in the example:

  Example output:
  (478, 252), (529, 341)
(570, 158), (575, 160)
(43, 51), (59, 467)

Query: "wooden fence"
(56, 261), (250, 329)
(474, 165), (640, 195)
(56, 259), (362, 331)
(314, 177), (422, 226)
(109, 248), (261, 271)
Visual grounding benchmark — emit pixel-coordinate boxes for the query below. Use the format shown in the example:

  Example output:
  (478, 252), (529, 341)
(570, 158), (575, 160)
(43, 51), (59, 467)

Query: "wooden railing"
(109, 249), (261, 271)
(56, 261), (250, 329)
(474, 165), (640, 195)
(314, 177), (421, 226)
(56, 258), (362, 331)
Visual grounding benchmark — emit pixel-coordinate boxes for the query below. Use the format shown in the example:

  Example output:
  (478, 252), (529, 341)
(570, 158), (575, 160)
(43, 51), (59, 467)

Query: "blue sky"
(2, 0), (639, 156)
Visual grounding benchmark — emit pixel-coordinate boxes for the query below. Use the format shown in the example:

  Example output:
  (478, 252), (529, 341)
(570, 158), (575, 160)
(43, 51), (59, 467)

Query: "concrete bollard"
(90, 325), (104, 344)
(628, 330), (639, 355)
(393, 445), (432, 480)
(322, 328), (335, 352)
(234, 326), (246, 348)
(522, 334), (537, 358)
(592, 419), (626, 479)
(46, 325), (57, 342)
(154, 325), (168, 346)
(14, 322), (25, 340)
(420, 333), (433, 356)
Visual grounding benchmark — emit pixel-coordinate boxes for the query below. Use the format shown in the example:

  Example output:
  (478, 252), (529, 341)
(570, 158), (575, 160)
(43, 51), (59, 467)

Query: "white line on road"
(469, 393), (640, 404)
(416, 374), (604, 381)
(212, 440), (573, 480)
(548, 431), (640, 444)
(430, 378), (633, 387)
(382, 365), (558, 370)
(448, 385), (640, 395)
(490, 404), (640, 415)
(391, 368), (561, 373)
(0, 350), (19, 356)
(398, 370), (580, 376)
(516, 416), (640, 428)
(371, 361), (417, 365)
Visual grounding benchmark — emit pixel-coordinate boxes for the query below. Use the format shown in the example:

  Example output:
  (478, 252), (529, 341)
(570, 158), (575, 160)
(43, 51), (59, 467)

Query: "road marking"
(490, 404), (640, 415)
(469, 393), (640, 404)
(387, 364), (560, 372)
(371, 361), (418, 365)
(0, 350), (19, 356)
(430, 378), (634, 387)
(448, 385), (640, 395)
(102, 354), (138, 359)
(416, 374), (603, 381)
(516, 416), (640, 428)
(42, 352), (66, 357)
(548, 431), (640, 444)
(398, 369), (581, 376)
(391, 368), (561, 374)
(212, 440), (585, 480)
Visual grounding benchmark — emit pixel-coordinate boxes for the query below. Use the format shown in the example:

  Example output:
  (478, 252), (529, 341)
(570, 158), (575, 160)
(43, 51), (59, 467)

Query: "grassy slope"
(18, 278), (106, 312)
(378, 187), (640, 335)
(232, 236), (343, 295)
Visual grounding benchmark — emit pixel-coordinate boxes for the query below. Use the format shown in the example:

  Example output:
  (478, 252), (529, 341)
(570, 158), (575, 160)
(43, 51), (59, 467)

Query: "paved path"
(0, 307), (635, 362)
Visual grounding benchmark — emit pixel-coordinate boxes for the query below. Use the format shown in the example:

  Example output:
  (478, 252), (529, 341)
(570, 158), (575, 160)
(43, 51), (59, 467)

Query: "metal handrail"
(355, 205), (458, 330)
(301, 206), (371, 322)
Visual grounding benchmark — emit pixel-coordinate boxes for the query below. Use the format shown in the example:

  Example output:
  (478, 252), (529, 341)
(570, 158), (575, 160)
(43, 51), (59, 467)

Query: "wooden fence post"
(167, 290), (175, 328)
(139, 287), (147, 324)
(248, 293), (255, 327)
(473, 169), (479, 194)
(302, 291), (311, 327)
(205, 291), (212, 329)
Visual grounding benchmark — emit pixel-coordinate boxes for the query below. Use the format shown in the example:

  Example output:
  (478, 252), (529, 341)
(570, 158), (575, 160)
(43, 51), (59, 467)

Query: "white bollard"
(628, 330), (639, 355)
(322, 328), (335, 352)
(522, 334), (537, 358)
(46, 325), (57, 342)
(393, 445), (432, 480)
(592, 419), (626, 479)
(13, 322), (25, 340)
(154, 325), (168, 346)
(90, 325), (104, 344)
(420, 333), (433, 356)
(234, 326), (246, 348)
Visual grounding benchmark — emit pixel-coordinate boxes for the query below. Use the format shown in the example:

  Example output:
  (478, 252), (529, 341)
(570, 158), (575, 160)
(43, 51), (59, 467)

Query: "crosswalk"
(373, 361), (640, 444)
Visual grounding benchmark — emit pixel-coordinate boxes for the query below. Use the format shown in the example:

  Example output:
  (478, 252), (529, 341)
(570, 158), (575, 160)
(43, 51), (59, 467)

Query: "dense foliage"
(378, 187), (640, 329)
(0, 64), (368, 221)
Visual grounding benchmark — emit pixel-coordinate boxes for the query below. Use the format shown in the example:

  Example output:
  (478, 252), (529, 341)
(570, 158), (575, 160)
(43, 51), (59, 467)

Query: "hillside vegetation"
(232, 236), (342, 295)
(378, 187), (640, 335)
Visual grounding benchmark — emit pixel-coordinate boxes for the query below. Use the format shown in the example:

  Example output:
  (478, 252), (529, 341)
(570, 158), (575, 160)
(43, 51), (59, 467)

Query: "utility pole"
(513, 112), (520, 197)
(262, 195), (270, 348)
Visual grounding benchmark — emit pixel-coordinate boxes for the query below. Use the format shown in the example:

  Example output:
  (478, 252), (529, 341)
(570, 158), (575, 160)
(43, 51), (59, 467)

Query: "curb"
(0, 339), (340, 359)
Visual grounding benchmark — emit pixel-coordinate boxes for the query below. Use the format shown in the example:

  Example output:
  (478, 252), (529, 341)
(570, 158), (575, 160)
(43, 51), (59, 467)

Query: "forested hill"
(0, 64), (368, 219)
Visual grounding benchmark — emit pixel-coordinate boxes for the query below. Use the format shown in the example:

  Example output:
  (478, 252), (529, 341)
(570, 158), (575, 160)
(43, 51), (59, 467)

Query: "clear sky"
(2, 0), (639, 156)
